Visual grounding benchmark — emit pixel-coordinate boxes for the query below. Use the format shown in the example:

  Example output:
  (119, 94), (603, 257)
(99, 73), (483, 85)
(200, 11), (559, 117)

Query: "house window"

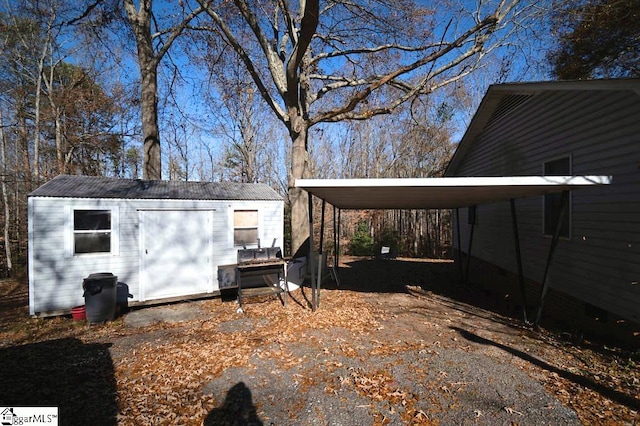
(234, 210), (258, 246)
(74, 210), (112, 254)
(543, 156), (571, 238)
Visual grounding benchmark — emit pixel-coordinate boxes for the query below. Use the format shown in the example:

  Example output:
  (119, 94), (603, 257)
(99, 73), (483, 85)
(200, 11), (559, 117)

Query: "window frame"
(233, 209), (259, 247)
(542, 155), (572, 239)
(66, 206), (119, 257)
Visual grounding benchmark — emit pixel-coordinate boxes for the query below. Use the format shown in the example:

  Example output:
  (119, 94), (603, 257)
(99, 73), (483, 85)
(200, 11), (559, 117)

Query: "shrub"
(349, 220), (374, 255)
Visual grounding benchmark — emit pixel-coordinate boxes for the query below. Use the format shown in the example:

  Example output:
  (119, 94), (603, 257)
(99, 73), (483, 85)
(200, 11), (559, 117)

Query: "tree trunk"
(125, 0), (162, 181)
(42, 62), (66, 175)
(33, 55), (44, 183)
(18, 109), (31, 191)
(0, 108), (12, 276)
(288, 114), (311, 256)
(141, 60), (161, 180)
(54, 108), (64, 173)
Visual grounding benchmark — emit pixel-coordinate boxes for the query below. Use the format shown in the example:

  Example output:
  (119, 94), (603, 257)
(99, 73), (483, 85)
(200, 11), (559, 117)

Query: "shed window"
(234, 210), (258, 246)
(74, 210), (111, 254)
(543, 156), (571, 238)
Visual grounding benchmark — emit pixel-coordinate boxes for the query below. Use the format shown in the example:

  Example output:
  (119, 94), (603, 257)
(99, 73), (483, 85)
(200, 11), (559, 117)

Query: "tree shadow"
(204, 382), (263, 426)
(0, 337), (117, 425)
(324, 258), (457, 294)
(326, 258), (535, 325)
(451, 326), (640, 411)
(329, 257), (638, 354)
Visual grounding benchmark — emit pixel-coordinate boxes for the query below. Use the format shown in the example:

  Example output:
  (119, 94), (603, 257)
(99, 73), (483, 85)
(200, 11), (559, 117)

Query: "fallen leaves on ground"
(1, 266), (639, 425)
(347, 367), (437, 425)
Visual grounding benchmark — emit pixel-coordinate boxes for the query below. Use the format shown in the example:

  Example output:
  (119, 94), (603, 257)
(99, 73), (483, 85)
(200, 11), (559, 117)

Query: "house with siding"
(445, 79), (640, 338)
(28, 175), (284, 317)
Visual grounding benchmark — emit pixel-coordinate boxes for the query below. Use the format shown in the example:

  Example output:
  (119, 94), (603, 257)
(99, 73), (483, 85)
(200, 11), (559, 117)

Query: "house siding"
(29, 196), (283, 316)
(451, 88), (640, 324)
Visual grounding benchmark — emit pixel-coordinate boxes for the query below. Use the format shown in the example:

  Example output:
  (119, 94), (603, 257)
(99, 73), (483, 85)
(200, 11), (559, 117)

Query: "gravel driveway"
(198, 307), (579, 425)
(117, 262), (582, 425)
(4, 258), (635, 425)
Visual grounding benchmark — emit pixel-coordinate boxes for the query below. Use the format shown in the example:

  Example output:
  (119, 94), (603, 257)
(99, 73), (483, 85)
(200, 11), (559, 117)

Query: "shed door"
(140, 210), (213, 300)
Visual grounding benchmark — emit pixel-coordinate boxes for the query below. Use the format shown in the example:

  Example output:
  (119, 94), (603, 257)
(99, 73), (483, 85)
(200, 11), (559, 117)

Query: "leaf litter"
(1, 260), (639, 425)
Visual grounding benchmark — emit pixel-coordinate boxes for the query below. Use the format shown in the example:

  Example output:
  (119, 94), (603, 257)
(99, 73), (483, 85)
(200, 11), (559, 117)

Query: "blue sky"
(0, 0), (556, 182)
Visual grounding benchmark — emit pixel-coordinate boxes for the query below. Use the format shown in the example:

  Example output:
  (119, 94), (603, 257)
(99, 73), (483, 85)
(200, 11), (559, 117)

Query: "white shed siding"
(29, 197), (137, 314)
(29, 196), (284, 315)
(453, 89), (640, 323)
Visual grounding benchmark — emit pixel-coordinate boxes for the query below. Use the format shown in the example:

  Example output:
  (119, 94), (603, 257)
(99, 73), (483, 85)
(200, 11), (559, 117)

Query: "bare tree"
(0, 11), (40, 190)
(30, 6), (55, 184)
(206, 55), (277, 183)
(122, 0), (204, 180)
(198, 0), (529, 255)
(316, 96), (455, 258)
(0, 107), (12, 276)
(41, 62), (122, 175)
(165, 119), (192, 181)
(549, 0), (640, 79)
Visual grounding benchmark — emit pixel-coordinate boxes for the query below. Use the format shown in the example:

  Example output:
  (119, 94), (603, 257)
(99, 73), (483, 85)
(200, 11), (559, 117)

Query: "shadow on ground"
(453, 326), (640, 412)
(0, 338), (117, 425)
(320, 257), (639, 350)
(203, 382), (263, 426)
(326, 258), (463, 294)
(324, 257), (514, 316)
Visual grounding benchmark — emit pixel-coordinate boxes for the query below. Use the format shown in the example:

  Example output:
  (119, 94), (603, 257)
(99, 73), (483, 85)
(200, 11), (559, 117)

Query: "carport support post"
(535, 190), (569, 325)
(464, 210), (476, 287)
(333, 206), (338, 270)
(336, 208), (341, 268)
(308, 193), (317, 311)
(455, 208), (465, 285)
(316, 199), (326, 308)
(510, 198), (528, 324)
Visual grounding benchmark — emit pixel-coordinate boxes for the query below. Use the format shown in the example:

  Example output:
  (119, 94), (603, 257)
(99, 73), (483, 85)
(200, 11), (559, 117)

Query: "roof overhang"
(445, 79), (640, 176)
(295, 176), (611, 210)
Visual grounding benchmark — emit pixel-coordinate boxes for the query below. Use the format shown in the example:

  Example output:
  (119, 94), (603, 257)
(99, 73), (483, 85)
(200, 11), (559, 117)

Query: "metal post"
(535, 190), (569, 325)
(464, 214), (475, 287)
(319, 200), (326, 252)
(308, 193), (316, 311)
(455, 208), (464, 285)
(333, 205), (338, 270)
(336, 208), (341, 268)
(317, 199), (326, 308)
(510, 198), (528, 324)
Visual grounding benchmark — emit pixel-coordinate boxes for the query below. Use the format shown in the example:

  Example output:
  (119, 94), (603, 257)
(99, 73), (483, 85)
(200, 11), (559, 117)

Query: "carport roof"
(295, 176), (610, 209)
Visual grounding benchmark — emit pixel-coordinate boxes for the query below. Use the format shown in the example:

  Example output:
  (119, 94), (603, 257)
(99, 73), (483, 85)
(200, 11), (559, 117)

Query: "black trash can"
(116, 282), (131, 315)
(83, 273), (118, 323)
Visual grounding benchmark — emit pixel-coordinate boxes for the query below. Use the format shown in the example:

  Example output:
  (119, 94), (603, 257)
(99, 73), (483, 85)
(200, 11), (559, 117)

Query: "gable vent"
(486, 93), (533, 126)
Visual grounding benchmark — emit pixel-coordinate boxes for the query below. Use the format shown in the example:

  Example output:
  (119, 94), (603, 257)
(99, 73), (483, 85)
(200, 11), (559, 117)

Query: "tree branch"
(154, 4), (205, 66)
(198, 0), (287, 122)
(285, 0), (319, 109)
(63, 0), (105, 27)
(309, 42), (438, 66)
(231, 0), (288, 95)
(310, 3), (516, 125)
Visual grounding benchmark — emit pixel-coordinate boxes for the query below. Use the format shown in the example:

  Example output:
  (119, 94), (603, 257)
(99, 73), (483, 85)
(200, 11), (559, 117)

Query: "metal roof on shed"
(29, 175), (283, 201)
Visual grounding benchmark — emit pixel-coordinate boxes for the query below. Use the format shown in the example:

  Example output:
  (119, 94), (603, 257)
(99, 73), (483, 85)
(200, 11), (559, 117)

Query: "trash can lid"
(86, 272), (116, 279)
(83, 272), (118, 288)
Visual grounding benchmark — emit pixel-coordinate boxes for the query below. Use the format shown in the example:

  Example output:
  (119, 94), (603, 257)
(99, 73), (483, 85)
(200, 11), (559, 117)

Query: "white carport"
(295, 176), (611, 323)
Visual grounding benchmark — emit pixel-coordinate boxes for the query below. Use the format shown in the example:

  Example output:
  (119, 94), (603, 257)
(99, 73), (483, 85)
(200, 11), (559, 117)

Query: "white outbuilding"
(28, 174), (284, 316)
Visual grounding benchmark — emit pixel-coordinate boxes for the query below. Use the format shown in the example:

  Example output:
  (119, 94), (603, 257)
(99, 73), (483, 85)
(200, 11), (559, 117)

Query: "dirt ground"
(0, 257), (638, 425)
